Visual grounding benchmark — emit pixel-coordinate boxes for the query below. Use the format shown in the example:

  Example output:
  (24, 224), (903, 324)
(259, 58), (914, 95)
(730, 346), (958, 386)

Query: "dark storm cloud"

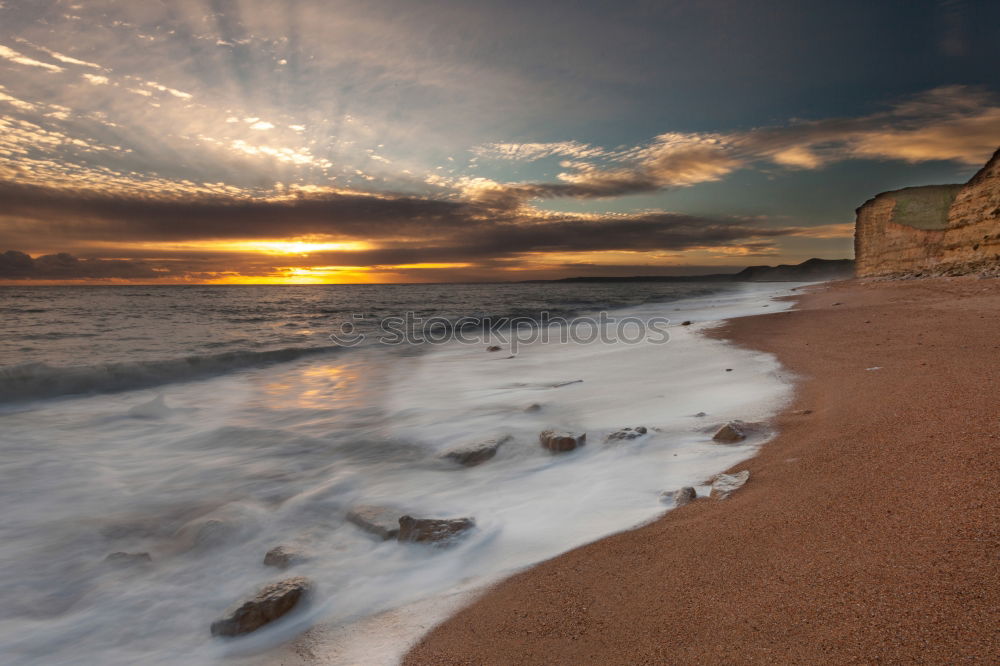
(0, 249), (160, 279)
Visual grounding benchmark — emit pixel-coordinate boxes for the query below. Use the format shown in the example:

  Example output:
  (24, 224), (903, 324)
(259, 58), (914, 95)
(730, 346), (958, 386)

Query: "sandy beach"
(406, 277), (1000, 664)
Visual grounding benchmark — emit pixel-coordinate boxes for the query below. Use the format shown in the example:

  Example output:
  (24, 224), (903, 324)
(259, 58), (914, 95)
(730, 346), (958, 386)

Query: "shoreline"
(244, 282), (801, 666)
(404, 277), (1000, 663)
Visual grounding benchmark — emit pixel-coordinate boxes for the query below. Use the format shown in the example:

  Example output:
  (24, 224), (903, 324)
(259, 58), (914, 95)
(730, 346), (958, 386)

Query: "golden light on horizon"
(246, 240), (372, 255)
(210, 265), (377, 285)
(91, 238), (375, 255)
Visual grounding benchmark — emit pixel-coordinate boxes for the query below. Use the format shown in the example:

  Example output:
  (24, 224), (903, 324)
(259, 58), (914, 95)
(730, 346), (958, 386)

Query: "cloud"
(19, 43), (102, 69)
(0, 44), (64, 72)
(0, 175), (813, 282)
(0, 181), (485, 244)
(473, 86), (1000, 201)
(474, 141), (607, 161)
(144, 81), (193, 100)
(0, 249), (159, 279)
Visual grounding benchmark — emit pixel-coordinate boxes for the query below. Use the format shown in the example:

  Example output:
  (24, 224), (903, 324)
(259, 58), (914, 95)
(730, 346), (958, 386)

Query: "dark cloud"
(0, 249), (160, 279)
(0, 179), (800, 268)
(0, 174), (815, 281)
(0, 181), (482, 242)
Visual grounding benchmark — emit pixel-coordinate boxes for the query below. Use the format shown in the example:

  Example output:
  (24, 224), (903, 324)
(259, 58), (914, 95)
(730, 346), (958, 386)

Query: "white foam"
(0, 282), (803, 665)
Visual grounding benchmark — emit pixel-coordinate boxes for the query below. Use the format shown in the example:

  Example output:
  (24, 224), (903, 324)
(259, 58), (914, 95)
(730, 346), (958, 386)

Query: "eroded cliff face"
(855, 148), (1000, 278)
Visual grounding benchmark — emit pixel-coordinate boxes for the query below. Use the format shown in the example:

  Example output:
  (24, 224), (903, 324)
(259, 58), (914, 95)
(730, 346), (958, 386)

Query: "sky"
(0, 0), (998, 284)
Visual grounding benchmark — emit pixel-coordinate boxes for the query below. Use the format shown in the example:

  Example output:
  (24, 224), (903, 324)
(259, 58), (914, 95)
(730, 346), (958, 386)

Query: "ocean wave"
(0, 345), (341, 404)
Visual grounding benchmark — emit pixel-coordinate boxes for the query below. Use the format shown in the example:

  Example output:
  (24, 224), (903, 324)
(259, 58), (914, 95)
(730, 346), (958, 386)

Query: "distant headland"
(535, 257), (855, 284)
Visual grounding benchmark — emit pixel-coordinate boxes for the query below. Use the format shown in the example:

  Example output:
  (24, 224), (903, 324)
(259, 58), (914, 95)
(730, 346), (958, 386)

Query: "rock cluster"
(202, 416), (766, 638)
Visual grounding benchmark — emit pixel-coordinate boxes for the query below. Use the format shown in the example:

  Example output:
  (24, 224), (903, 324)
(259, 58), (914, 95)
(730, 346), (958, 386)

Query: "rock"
(710, 470), (750, 500)
(712, 420), (747, 443)
(681, 320), (692, 326)
(523, 403), (542, 413)
(660, 487), (697, 506)
(539, 430), (586, 452)
(693, 412), (707, 418)
(606, 426), (648, 442)
(346, 505), (401, 540)
(725, 368), (733, 372)
(397, 516), (475, 545)
(793, 409), (814, 415)
(210, 577), (311, 637)
(486, 345), (502, 352)
(263, 546), (305, 570)
(442, 436), (510, 467)
(104, 551), (151, 566)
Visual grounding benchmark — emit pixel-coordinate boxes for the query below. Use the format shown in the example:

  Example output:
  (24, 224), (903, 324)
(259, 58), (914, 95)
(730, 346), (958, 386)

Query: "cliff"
(854, 148), (1000, 278)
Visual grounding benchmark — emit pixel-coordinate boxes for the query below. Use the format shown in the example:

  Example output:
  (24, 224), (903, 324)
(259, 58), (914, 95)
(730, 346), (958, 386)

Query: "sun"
(246, 240), (372, 255)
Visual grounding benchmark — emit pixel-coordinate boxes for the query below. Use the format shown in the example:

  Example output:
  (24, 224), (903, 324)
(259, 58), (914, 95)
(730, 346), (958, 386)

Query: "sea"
(0, 281), (803, 665)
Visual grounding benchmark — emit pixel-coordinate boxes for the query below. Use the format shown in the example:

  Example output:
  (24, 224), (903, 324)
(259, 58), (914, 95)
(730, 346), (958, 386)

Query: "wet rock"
(523, 403), (542, 413)
(263, 546), (305, 570)
(210, 577), (311, 637)
(710, 470), (750, 500)
(442, 436), (510, 467)
(606, 426), (648, 442)
(793, 409), (814, 415)
(397, 516), (475, 545)
(681, 320), (692, 326)
(104, 551), (152, 566)
(712, 420), (748, 443)
(486, 345), (502, 352)
(346, 505), (401, 540)
(693, 412), (707, 418)
(660, 487), (697, 506)
(539, 430), (586, 452)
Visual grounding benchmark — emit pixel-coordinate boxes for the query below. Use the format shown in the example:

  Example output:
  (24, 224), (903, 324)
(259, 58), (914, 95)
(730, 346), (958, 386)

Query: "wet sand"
(405, 277), (1000, 664)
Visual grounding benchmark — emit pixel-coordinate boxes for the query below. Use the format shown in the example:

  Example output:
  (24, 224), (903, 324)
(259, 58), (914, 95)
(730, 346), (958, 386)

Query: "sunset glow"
(1, 1), (998, 284)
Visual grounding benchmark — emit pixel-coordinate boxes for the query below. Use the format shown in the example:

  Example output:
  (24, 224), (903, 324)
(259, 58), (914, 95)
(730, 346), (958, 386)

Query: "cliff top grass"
(886, 184), (964, 230)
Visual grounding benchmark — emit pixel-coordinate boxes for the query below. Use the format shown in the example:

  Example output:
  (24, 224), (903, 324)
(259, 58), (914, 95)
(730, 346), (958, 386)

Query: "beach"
(0, 282), (806, 665)
(405, 277), (1000, 664)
